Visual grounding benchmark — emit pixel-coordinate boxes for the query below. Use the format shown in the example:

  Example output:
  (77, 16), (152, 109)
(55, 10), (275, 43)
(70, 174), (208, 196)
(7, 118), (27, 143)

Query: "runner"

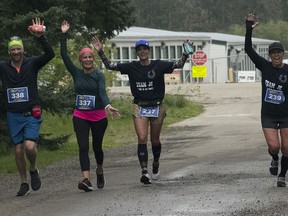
(0, 17), (55, 196)
(245, 13), (288, 187)
(91, 36), (193, 185)
(60, 20), (119, 191)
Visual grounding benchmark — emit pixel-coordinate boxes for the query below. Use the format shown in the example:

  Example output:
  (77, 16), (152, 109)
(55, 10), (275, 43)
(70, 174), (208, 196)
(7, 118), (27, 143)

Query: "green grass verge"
(0, 94), (204, 174)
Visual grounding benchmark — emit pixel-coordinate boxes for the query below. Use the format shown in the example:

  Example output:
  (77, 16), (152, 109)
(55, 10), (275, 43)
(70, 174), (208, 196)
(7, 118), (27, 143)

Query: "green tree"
(0, 0), (135, 154)
(0, 0), (135, 58)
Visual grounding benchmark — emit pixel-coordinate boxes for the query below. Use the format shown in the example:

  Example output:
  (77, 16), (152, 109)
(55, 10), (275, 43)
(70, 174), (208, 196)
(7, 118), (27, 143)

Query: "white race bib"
(76, 95), (95, 110)
(139, 106), (159, 117)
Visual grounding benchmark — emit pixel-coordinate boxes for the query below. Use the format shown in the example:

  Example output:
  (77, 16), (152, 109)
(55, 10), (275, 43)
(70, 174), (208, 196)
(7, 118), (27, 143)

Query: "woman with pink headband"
(60, 20), (119, 192)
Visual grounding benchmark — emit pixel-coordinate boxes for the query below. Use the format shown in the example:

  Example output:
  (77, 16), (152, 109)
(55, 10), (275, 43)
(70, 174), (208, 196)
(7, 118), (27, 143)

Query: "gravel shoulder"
(1, 82), (288, 216)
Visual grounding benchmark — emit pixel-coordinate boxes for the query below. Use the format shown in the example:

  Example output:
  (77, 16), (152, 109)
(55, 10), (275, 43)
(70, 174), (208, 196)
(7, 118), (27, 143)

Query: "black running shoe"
(140, 172), (152, 185)
(30, 169), (41, 191)
(78, 178), (93, 192)
(277, 177), (286, 187)
(97, 174), (105, 189)
(16, 183), (30, 196)
(269, 159), (279, 176)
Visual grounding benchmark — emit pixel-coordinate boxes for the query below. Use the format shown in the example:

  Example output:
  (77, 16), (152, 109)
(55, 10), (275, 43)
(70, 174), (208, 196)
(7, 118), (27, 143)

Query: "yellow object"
(228, 67), (234, 82)
(192, 65), (207, 78)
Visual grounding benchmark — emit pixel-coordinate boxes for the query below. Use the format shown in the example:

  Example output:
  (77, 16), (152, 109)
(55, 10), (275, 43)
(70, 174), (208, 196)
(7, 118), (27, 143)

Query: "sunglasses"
(10, 36), (22, 41)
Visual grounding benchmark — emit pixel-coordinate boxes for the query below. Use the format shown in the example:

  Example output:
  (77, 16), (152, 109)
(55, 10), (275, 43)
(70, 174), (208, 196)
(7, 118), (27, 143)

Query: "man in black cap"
(245, 13), (288, 188)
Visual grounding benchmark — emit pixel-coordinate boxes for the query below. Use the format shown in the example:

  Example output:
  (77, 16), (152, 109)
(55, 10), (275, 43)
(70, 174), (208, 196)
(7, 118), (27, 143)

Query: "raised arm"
(91, 36), (119, 71)
(244, 14), (261, 62)
(172, 40), (193, 69)
(60, 20), (78, 73)
(30, 17), (55, 68)
(172, 53), (189, 69)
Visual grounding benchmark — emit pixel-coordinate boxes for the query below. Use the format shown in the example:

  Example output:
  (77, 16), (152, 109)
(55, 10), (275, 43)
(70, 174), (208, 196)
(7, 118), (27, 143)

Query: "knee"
(138, 134), (148, 143)
(25, 144), (36, 154)
(268, 143), (280, 153)
(151, 138), (160, 145)
(15, 145), (24, 155)
(79, 145), (89, 153)
(93, 144), (103, 153)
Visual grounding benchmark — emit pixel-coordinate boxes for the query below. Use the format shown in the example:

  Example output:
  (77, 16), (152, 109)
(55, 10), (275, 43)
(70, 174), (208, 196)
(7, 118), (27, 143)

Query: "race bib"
(76, 95), (95, 110)
(7, 87), (29, 103)
(264, 88), (285, 104)
(139, 106), (159, 117)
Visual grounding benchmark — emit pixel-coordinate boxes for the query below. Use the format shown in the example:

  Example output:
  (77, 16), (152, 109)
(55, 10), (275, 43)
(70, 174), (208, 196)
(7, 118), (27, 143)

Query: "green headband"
(8, 40), (23, 49)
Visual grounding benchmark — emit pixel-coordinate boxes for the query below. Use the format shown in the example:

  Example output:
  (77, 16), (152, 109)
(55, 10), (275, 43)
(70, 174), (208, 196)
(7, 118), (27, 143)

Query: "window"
(170, 46), (176, 59)
(130, 47), (136, 59)
(163, 46), (168, 59)
(150, 47), (154, 59)
(155, 46), (161, 59)
(177, 46), (182, 58)
(122, 47), (129, 60)
(113, 47), (120, 59)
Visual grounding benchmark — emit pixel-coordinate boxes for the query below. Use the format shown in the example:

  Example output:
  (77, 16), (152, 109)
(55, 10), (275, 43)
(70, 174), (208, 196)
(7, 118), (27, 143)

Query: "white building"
(109, 26), (276, 85)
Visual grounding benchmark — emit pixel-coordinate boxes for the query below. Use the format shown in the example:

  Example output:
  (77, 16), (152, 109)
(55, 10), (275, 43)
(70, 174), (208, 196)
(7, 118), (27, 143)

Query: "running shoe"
(151, 161), (160, 180)
(140, 172), (152, 185)
(269, 159), (279, 176)
(97, 174), (105, 189)
(30, 169), (41, 191)
(78, 178), (93, 192)
(277, 177), (286, 187)
(16, 183), (30, 196)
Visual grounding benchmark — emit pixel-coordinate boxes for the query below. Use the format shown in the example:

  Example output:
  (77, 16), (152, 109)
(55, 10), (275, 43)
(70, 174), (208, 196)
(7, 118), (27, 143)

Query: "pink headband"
(79, 48), (94, 61)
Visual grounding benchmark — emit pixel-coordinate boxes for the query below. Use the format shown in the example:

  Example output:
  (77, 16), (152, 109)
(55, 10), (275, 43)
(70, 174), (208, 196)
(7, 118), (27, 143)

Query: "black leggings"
(73, 116), (108, 171)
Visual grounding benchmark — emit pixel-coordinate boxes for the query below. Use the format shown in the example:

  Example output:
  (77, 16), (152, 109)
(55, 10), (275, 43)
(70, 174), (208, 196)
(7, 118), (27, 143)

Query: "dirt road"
(1, 82), (288, 216)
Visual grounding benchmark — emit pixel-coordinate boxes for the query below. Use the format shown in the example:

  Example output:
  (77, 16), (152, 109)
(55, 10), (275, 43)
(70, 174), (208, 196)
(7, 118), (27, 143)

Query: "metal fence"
(109, 51), (288, 86)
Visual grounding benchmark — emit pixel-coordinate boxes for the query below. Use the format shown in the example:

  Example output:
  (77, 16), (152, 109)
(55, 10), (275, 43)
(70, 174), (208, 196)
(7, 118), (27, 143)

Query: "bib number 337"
(76, 95), (95, 110)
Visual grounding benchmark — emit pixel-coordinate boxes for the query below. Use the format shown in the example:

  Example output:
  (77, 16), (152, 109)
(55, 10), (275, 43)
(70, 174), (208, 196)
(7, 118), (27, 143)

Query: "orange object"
(28, 25), (46, 33)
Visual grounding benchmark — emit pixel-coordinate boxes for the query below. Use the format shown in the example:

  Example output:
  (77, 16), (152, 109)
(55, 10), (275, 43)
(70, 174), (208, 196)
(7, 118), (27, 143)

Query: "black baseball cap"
(269, 42), (284, 53)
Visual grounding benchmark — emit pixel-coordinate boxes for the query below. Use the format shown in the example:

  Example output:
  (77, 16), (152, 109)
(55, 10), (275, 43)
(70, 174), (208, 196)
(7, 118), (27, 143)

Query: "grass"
(0, 93), (204, 174)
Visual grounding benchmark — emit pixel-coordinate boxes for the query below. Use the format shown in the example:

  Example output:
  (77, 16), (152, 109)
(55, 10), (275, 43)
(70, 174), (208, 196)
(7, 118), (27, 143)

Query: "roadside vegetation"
(0, 94), (204, 174)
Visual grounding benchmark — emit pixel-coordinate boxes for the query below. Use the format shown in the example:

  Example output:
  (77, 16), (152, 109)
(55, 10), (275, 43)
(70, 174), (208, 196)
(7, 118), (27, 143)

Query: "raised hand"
(91, 36), (103, 52)
(183, 40), (194, 55)
(245, 13), (259, 29)
(61, 20), (70, 33)
(32, 17), (44, 26)
(28, 17), (45, 37)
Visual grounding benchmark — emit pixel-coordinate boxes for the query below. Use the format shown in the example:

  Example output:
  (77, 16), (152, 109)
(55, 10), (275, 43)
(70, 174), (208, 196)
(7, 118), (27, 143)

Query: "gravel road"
(1, 82), (288, 216)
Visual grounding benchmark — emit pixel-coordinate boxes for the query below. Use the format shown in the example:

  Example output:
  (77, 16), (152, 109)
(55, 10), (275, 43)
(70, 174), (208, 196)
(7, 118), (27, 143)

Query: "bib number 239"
(264, 89), (285, 104)
(139, 106), (159, 117)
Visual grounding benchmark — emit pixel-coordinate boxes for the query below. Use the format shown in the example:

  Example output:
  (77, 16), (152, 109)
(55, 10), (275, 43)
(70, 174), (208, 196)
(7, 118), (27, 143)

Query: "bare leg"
(24, 140), (37, 171)
(15, 143), (27, 183)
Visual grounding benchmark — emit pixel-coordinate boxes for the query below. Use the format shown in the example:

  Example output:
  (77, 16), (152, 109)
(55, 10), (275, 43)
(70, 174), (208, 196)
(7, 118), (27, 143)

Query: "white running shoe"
(151, 171), (160, 180)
